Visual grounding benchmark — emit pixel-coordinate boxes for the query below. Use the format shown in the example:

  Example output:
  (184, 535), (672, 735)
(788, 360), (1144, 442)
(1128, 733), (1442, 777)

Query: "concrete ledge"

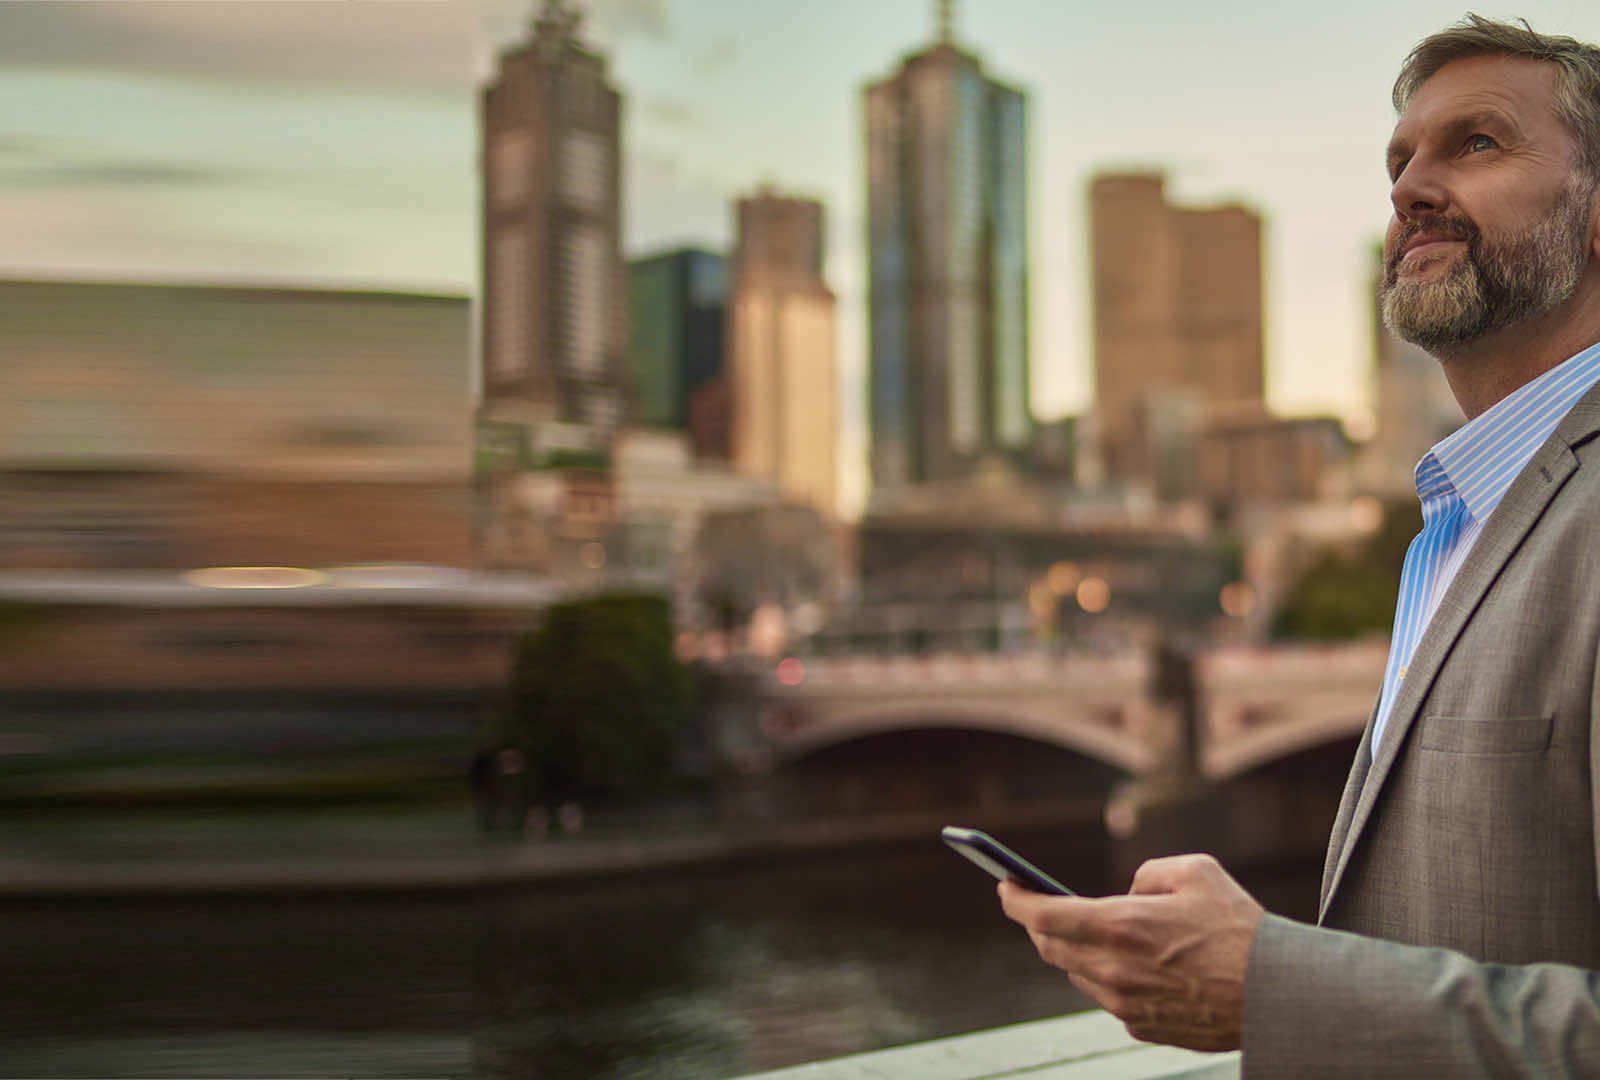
(731, 1011), (1240, 1080)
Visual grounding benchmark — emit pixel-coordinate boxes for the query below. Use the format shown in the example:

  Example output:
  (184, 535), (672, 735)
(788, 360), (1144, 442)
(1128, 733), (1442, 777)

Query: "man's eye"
(1468, 134), (1498, 152)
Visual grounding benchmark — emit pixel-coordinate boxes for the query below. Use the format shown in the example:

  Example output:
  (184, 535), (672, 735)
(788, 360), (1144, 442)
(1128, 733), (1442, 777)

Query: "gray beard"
(1381, 185), (1592, 355)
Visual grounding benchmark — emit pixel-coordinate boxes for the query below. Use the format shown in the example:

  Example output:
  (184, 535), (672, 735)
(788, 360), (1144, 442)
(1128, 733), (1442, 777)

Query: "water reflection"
(478, 829), (1112, 1079)
(1, 828), (1318, 1079)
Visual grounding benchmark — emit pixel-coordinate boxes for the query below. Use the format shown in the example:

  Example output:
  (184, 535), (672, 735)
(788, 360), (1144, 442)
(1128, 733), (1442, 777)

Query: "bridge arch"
(1201, 702), (1372, 781)
(771, 704), (1150, 776)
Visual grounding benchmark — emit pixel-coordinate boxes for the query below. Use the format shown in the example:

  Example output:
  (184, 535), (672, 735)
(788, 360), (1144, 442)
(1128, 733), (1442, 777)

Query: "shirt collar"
(1419, 340), (1600, 524)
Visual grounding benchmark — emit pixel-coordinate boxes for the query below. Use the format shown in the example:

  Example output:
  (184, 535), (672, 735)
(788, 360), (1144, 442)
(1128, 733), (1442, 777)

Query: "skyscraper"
(727, 187), (839, 517)
(626, 248), (726, 431)
(864, 1), (1032, 499)
(1090, 172), (1264, 490)
(478, 0), (626, 464)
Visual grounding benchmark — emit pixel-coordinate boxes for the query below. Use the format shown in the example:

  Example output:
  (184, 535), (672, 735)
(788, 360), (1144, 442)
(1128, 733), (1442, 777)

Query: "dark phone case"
(941, 826), (1076, 896)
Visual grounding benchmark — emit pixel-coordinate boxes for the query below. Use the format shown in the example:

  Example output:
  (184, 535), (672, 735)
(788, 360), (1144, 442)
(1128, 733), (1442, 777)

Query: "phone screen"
(941, 826), (1077, 896)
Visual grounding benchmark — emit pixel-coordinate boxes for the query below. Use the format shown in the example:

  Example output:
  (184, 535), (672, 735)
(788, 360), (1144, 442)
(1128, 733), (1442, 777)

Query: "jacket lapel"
(1318, 386), (1600, 917)
(1317, 708), (1374, 922)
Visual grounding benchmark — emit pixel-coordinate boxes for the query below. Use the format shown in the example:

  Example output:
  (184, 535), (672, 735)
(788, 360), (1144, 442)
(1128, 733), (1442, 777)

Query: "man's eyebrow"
(1445, 107), (1523, 138)
(1385, 108), (1523, 173)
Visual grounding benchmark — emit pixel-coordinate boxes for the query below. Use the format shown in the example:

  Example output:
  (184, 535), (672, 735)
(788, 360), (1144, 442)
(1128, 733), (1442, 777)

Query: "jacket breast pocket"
(1416, 713), (1553, 755)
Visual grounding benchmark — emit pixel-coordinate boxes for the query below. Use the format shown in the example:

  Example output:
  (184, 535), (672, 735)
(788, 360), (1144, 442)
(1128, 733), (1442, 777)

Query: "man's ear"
(1591, 182), (1600, 262)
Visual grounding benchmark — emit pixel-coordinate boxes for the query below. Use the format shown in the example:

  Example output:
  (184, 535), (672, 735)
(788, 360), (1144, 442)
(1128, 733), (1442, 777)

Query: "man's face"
(1381, 54), (1597, 353)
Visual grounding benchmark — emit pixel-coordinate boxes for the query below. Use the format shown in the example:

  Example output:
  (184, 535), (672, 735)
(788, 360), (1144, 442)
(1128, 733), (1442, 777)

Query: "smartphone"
(941, 826), (1077, 896)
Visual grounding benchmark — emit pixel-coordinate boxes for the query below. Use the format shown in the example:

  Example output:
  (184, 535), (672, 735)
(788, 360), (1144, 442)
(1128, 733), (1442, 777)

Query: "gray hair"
(1393, 14), (1600, 179)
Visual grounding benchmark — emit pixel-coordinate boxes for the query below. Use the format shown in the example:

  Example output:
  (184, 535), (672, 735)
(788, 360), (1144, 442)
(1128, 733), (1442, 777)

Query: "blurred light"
(790, 602), (825, 636)
(1027, 580), (1056, 620)
(776, 657), (805, 686)
(1349, 496), (1384, 534)
(1345, 410), (1378, 442)
(1046, 561), (1081, 596)
(580, 542), (607, 569)
(674, 631), (702, 663)
(184, 566), (326, 589)
(1076, 576), (1110, 613)
(748, 603), (788, 658)
(1220, 581), (1257, 618)
(326, 563), (466, 589)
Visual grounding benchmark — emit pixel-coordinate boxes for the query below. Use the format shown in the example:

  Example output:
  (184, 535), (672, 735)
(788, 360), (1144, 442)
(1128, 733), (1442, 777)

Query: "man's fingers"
(1128, 853), (1221, 895)
(997, 880), (1111, 941)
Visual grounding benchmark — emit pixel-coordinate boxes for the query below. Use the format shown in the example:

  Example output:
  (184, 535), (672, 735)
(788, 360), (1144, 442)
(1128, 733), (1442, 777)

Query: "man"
(1000, 16), (1600, 1076)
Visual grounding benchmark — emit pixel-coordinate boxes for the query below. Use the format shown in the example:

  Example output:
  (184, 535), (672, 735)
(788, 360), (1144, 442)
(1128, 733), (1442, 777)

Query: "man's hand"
(998, 853), (1263, 1052)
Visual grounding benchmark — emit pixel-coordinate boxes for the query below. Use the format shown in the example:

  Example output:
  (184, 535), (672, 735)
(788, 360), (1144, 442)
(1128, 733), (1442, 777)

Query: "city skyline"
(11, 1), (1600, 514)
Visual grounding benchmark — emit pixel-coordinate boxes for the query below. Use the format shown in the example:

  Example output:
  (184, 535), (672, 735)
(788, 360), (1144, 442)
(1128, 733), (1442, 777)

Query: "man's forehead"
(1392, 53), (1562, 143)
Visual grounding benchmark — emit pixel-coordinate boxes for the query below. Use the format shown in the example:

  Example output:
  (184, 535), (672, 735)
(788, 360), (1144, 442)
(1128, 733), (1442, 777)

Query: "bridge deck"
(732, 1010), (1240, 1079)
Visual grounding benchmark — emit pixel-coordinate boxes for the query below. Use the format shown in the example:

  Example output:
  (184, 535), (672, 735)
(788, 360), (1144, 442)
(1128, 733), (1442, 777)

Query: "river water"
(0, 826), (1320, 1079)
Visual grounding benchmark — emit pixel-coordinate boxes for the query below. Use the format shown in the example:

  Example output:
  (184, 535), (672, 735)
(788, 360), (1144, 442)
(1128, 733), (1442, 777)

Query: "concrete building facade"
(478, 0), (627, 460)
(1090, 173), (1264, 491)
(727, 189), (839, 517)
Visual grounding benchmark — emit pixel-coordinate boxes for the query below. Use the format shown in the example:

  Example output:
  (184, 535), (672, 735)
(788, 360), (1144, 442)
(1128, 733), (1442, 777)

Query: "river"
(0, 825), (1321, 1079)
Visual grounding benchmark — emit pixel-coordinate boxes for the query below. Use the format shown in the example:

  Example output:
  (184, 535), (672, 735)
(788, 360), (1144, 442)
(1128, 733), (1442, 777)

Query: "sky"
(7, 0), (1600, 512)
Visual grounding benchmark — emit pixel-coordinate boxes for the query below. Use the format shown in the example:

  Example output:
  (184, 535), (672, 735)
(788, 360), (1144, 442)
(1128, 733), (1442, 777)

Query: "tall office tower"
(626, 248), (726, 431)
(864, 0), (1032, 498)
(727, 188), (839, 517)
(479, 0), (626, 460)
(1090, 172), (1265, 489)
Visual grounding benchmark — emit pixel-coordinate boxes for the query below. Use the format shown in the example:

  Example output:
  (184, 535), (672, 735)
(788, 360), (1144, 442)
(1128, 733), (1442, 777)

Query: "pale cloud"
(626, 146), (729, 256)
(640, 96), (701, 130)
(586, 0), (671, 41)
(690, 35), (739, 77)
(0, 159), (249, 191)
(0, 2), (473, 93)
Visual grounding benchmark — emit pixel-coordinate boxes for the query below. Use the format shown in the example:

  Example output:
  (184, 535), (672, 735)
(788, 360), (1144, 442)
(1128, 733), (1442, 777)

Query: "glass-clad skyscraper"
(865, 6), (1031, 498)
(626, 249), (726, 430)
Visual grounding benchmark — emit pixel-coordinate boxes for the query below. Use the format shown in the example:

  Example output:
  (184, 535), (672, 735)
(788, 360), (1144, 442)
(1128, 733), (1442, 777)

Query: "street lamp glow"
(1076, 576), (1110, 613)
(1220, 581), (1257, 618)
(1047, 561), (1081, 595)
(1349, 496), (1384, 534)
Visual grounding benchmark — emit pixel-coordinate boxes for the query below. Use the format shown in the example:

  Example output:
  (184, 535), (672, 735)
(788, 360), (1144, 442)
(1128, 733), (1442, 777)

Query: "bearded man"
(1000, 16), (1600, 1076)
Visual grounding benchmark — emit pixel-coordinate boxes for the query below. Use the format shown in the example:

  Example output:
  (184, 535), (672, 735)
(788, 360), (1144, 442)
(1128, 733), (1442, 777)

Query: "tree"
(1273, 500), (1422, 641)
(502, 591), (693, 811)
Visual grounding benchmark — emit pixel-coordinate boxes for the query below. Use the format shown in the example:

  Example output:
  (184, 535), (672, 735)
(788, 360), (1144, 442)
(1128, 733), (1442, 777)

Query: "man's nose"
(1390, 155), (1449, 220)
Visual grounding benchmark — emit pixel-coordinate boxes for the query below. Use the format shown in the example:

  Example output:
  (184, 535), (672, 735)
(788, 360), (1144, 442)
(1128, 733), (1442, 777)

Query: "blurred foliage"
(504, 591), (693, 805)
(0, 600), (55, 651)
(1274, 500), (1423, 641)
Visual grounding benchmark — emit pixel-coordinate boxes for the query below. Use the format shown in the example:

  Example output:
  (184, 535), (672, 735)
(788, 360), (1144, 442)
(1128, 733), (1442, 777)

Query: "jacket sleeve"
(1241, 913), (1600, 1077)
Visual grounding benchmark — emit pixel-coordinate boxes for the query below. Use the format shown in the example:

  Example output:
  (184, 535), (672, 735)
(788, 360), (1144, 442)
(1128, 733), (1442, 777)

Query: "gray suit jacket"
(1242, 379), (1600, 1077)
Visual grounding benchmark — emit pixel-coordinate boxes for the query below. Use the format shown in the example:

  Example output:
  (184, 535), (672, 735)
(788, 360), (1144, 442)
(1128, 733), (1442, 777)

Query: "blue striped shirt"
(1372, 341), (1600, 754)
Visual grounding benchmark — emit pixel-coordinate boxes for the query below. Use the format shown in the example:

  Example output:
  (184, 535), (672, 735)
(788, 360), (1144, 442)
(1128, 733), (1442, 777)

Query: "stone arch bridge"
(708, 643), (1388, 785)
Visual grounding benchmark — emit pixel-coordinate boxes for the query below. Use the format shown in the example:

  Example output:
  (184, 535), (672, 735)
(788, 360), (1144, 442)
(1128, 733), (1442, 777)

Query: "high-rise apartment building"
(864, 2), (1032, 498)
(478, 0), (626, 463)
(727, 188), (839, 517)
(626, 248), (726, 431)
(1090, 173), (1264, 490)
